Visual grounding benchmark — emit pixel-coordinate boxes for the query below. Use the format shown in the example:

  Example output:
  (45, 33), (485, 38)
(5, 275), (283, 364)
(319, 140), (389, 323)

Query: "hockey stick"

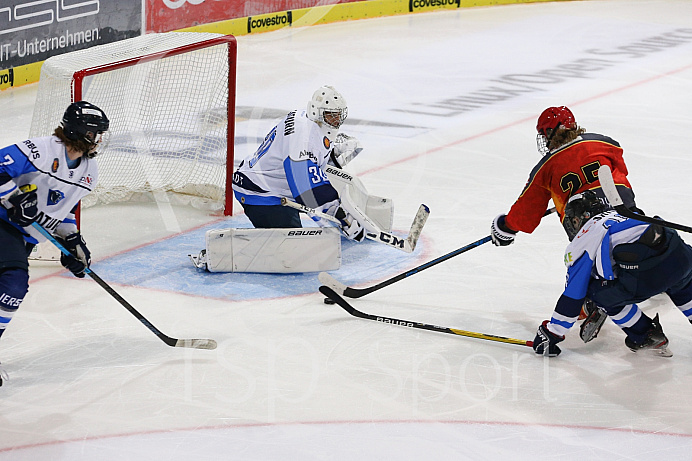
(598, 165), (692, 233)
(281, 197), (429, 253)
(319, 286), (533, 347)
(320, 207), (557, 298)
(31, 223), (217, 350)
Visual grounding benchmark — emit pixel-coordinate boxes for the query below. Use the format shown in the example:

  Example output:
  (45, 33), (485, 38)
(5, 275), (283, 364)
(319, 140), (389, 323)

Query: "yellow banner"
(180, 0), (570, 36)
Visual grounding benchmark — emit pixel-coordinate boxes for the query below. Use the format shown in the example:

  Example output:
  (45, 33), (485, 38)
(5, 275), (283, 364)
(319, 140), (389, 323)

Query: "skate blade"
(652, 346), (673, 358)
(189, 250), (208, 270)
(628, 343), (673, 357)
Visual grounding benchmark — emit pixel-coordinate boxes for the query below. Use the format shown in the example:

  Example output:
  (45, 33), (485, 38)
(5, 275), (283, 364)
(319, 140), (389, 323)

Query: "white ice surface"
(2, 1), (692, 459)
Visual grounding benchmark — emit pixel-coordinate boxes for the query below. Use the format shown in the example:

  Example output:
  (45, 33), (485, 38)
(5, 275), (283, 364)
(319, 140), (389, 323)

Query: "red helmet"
(536, 106), (576, 137)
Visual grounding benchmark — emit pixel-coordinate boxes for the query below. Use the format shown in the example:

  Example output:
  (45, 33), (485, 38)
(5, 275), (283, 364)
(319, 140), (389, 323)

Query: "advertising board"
(0, 0), (141, 88)
(147, 0), (361, 33)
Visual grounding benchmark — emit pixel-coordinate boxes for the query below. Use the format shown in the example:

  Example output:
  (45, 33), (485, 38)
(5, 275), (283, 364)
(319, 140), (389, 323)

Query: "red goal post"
(29, 32), (237, 216)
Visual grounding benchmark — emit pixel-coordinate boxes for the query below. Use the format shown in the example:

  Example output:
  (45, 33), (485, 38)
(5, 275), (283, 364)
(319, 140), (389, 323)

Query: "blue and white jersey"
(548, 210), (651, 336)
(232, 110), (339, 208)
(0, 136), (98, 244)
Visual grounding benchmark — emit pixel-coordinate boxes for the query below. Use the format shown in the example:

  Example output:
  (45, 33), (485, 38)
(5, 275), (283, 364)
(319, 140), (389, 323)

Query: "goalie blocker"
(324, 165), (393, 233)
(190, 227), (341, 273)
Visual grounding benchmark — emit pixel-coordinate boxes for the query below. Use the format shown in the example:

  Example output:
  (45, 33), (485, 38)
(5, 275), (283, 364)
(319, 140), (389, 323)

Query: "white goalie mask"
(307, 85), (348, 140)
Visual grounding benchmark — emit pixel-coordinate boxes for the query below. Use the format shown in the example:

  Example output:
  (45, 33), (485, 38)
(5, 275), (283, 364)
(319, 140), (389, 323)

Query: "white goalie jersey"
(232, 109), (338, 209)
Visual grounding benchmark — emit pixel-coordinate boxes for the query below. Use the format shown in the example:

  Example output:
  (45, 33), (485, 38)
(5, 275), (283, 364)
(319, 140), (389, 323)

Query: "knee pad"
(0, 268), (29, 311)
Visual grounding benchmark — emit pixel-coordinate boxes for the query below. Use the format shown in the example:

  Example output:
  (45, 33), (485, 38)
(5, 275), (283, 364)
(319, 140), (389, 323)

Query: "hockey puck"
(324, 297), (336, 305)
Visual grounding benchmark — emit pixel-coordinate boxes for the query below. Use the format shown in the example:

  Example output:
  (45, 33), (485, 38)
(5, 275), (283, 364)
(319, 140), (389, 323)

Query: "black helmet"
(563, 190), (609, 240)
(61, 101), (110, 158)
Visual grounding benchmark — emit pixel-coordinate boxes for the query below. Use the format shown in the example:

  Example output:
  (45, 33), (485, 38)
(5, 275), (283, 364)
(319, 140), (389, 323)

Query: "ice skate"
(189, 249), (208, 271)
(579, 299), (608, 343)
(625, 314), (673, 357)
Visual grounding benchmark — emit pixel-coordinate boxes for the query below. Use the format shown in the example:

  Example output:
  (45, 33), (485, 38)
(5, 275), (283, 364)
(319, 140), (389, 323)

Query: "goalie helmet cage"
(29, 32), (237, 216)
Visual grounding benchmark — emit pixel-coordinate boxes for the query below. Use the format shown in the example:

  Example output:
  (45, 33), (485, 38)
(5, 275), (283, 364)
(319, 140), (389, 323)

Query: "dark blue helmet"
(61, 101), (110, 158)
(563, 190), (609, 240)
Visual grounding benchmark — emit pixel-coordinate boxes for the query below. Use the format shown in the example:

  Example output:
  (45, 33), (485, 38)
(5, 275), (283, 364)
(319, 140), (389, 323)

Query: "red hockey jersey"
(505, 133), (633, 234)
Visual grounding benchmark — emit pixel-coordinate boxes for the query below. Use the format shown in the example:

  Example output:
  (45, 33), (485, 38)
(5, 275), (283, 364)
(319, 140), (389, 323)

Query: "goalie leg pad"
(198, 227), (341, 273)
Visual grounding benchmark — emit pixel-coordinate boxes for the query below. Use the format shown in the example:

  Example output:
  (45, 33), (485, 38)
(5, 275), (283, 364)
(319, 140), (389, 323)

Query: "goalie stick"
(598, 165), (692, 233)
(319, 286), (533, 348)
(281, 197), (429, 253)
(320, 207), (557, 298)
(32, 222), (217, 350)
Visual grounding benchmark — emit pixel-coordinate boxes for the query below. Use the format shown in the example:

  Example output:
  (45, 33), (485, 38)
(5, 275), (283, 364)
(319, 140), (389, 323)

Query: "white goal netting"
(29, 32), (235, 211)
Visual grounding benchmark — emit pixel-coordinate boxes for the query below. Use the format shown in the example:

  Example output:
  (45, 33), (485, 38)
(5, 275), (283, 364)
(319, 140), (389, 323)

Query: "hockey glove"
(329, 133), (363, 168)
(533, 320), (565, 357)
(335, 207), (365, 242)
(6, 186), (39, 227)
(491, 214), (517, 246)
(57, 232), (91, 278)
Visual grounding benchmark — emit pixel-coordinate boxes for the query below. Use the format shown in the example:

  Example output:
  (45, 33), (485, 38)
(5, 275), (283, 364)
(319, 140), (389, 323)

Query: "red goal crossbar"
(70, 35), (237, 218)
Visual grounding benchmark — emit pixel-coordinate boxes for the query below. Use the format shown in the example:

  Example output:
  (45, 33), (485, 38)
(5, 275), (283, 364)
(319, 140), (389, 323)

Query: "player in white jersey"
(0, 101), (110, 385)
(232, 85), (365, 242)
(532, 190), (692, 358)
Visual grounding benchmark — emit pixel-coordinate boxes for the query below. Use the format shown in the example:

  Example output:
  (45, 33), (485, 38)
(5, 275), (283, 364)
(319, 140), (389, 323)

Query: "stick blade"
(597, 165), (623, 207)
(405, 204), (430, 252)
(319, 285), (360, 317)
(174, 338), (218, 350)
(318, 272), (347, 296)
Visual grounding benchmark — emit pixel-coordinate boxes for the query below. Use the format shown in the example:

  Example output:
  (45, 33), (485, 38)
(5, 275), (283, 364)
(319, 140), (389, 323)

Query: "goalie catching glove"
(56, 232), (91, 278)
(329, 133), (363, 168)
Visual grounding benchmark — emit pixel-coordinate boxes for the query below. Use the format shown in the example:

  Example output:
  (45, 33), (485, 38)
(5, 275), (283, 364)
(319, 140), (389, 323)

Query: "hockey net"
(28, 32), (236, 261)
(29, 32), (236, 213)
